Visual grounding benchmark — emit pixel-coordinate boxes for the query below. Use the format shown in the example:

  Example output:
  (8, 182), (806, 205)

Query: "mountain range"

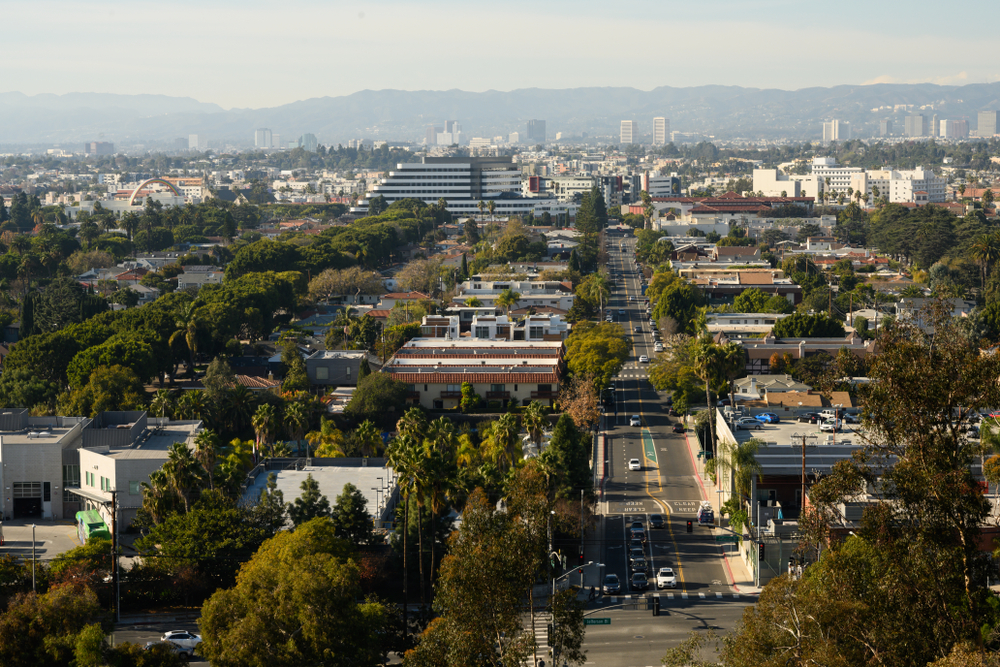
(2, 83), (999, 147)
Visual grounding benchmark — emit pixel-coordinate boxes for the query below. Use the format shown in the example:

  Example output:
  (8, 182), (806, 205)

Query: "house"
(235, 374), (282, 394)
(895, 297), (976, 332)
(378, 292), (431, 309)
(733, 374), (812, 400)
(304, 350), (367, 388)
(383, 338), (564, 409)
(716, 330), (875, 375)
(176, 266), (224, 291)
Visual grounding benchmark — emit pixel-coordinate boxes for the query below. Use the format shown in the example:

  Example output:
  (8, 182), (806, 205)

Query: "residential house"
(304, 350), (367, 388)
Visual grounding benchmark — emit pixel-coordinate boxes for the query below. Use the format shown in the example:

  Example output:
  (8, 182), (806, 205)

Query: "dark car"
(628, 547), (645, 564)
(673, 422), (685, 433)
(649, 514), (665, 529)
(631, 572), (649, 591)
(603, 573), (621, 595)
(797, 412), (822, 424)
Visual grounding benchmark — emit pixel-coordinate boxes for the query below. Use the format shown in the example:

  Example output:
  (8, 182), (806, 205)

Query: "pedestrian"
(588, 586), (595, 602)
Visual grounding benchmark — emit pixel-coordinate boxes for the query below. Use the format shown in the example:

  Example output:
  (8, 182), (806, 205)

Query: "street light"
(31, 523), (35, 592)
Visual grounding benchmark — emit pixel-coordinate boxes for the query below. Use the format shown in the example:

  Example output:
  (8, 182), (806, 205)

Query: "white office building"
(352, 156), (572, 218)
(620, 120), (635, 144)
(254, 128), (272, 149)
(810, 157), (863, 200)
(822, 120), (850, 142)
(653, 117), (669, 145)
(850, 167), (946, 204)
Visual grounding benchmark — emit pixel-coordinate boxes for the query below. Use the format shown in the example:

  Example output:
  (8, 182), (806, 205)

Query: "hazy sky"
(5, 0), (998, 109)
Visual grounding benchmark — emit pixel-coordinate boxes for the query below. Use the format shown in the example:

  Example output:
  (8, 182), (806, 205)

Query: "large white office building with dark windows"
(351, 156), (572, 218)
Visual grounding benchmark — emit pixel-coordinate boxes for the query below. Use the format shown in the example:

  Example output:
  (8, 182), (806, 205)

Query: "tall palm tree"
(140, 470), (173, 525)
(487, 200), (496, 221)
(477, 200), (486, 221)
(194, 429), (221, 490)
(149, 389), (175, 419)
(396, 407), (428, 442)
(483, 413), (522, 472)
(969, 234), (1000, 291)
(251, 403), (278, 458)
(719, 437), (765, 516)
(170, 300), (203, 377)
(387, 434), (423, 607)
(284, 400), (310, 450)
(522, 401), (549, 447)
(422, 417), (458, 587)
(162, 442), (202, 513)
(691, 338), (721, 454)
(175, 390), (211, 423)
(221, 385), (256, 435)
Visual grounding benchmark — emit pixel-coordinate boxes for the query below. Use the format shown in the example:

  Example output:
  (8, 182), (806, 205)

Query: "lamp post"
(31, 523), (35, 592)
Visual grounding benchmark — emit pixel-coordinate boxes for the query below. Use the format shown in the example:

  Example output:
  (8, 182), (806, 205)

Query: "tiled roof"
(235, 374), (281, 390)
(366, 310), (391, 319)
(738, 273), (774, 285)
(382, 291), (430, 300)
(388, 371), (559, 384)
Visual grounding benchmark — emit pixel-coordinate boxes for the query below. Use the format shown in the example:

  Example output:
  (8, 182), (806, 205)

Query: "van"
(819, 409), (839, 420)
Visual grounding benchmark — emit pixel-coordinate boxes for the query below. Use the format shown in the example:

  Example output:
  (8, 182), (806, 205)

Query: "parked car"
(144, 641), (195, 662)
(673, 422), (685, 433)
(735, 417), (763, 430)
(820, 418), (842, 432)
(630, 415), (641, 427)
(603, 573), (621, 595)
(631, 572), (649, 590)
(843, 413), (860, 424)
(797, 413), (822, 424)
(656, 567), (677, 589)
(756, 412), (780, 423)
(628, 458), (641, 471)
(649, 514), (665, 529)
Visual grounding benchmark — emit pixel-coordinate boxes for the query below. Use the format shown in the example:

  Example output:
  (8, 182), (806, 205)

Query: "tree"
(251, 403), (278, 457)
(306, 418), (347, 458)
(564, 321), (630, 390)
(251, 472), (287, 534)
(558, 374), (601, 432)
(202, 356), (236, 398)
(772, 311), (845, 338)
(287, 473), (332, 527)
(0, 583), (104, 667)
(56, 364), (145, 418)
(346, 373), (408, 427)
(280, 339), (309, 392)
(331, 482), (375, 547)
(522, 400), (549, 447)
(396, 258), (442, 296)
(494, 288), (521, 318)
(200, 518), (388, 667)
(354, 419), (382, 457)
(542, 413), (592, 501)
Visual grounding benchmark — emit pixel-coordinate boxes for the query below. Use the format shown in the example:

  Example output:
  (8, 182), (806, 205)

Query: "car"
(628, 458), (641, 470)
(654, 344), (664, 352)
(630, 526), (646, 543)
(843, 413), (860, 424)
(649, 514), (665, 529)
(673, 422), (686, 433)
(639, 355), (649, 363)
(631, 572), (649, 590)
(656, 567), (677, 589)
(820, 418), (842, 432)
(735, 417), (763, 431)
(631, 557), (648, 573)
(756, 412), (780, 423)
(630, 415), (641, 427)
(629, 538), (644, 551)
(634, 325), (642, 333)
(628, 547), (645, 564)
(798, 413), (822, 424)
(630, 520), (644, 531)
(161, 631), (202, 652)
(667, 407), (679, 417)
(605, 315), (613, 322)
(629, 296), (634, 302)
(144, 641), (195, 661)
(618, 308), (625, 315)
(603, 573), (621, 595)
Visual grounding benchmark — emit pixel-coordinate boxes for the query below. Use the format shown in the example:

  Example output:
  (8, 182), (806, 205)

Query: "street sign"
(585, 618), (611, 626)
(715, 535), (739, 543)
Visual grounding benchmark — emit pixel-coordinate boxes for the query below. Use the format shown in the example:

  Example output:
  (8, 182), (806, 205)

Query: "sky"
(4, 0), (999, 110)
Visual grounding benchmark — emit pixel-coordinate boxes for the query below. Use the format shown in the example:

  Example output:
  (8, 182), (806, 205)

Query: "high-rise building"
(272, 134), (281, 149)
(879, 120), (893, 137)
(85, 141), (114, 155)
(188, 134), (201, 150)
(620, 120), (635, 144)
(437, 121), (463, 146)
(254, 128), (272, 149)
(653, 117), (669, 145)
(300, 133), (318, 152)
(526, 119), (546, 144)
(931, 114), (940, 137)
(822, 120), (850, 142)
(979, 110), (998, 137)
(940, 119), (969, 139)
(508, 132), (520, 144)
(904, 115), (927, 137)
(425, 125), (442, 146)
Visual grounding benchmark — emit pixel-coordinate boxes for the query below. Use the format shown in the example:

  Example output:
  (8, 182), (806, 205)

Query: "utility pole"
(111, 489), (119, 623)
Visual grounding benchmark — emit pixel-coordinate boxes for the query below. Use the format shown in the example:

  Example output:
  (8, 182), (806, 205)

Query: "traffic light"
(686, 520), (693, 533)
(652, 596), (661, 616)
(758, 542), (766, 561)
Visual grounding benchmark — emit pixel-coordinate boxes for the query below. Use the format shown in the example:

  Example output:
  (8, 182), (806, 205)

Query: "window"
(129, 481), (140, 496)
(491, 384), (506, 393)
(475, 326), (490, 339)
(346, 366), (351, 378)
(13, 482), (41, 498)
(63, 464), (80, 488)
(316, 366), (329, 380)
(529, 326), (544, 339)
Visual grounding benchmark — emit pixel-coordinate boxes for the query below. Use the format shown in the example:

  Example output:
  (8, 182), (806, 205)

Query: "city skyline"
(3, 0), (998, 109)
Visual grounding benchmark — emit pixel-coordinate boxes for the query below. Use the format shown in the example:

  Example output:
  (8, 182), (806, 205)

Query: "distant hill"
(2, 84), (999, 146)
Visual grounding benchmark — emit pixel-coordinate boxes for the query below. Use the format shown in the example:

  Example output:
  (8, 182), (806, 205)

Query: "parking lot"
(1, 519), (83, 561)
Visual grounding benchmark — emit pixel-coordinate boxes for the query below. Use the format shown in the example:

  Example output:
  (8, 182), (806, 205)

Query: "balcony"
(440, 391), (463, 399)
(531, 390), (559, 400)
(486, 391), (510, 401)
(405, 391), (421, 400)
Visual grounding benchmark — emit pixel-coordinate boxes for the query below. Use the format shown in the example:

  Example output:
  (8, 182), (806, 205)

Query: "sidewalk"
(677, 415), (761, 596)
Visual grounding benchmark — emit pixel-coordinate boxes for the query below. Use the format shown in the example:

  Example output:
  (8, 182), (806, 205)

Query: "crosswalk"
(527, 611), (551, 665)
(602, 591), (748, 603)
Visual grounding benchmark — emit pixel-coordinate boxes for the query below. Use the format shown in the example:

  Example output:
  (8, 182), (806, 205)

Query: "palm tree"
(718, 437), (765, 519)
(387, 434), (423, 607)
(487, 200), (496, 221)
(495, 288), (521, 320)
(422, 417), (458, 587)
(483, 413), (522, 472)
(396, 407), (428, 442)
(194, 429), (221, 490)
(170, 300), (203, 377)
(970, 234), (1000, 291)
(149, 389), (175, 419)
(175, 390), (211, 423)
(522, 401), (549, 447)
(221, 385), (255, 435)
(354, 419), (382, 457)
(284, 400), (310, 451)
(251, 403), (278, 458)
(477, 200), (486, 221)
(305, 418), (346, 458)
(140, 470), (173, 525)
(691, 338), (721, 454)
(162, 442), (202, 513)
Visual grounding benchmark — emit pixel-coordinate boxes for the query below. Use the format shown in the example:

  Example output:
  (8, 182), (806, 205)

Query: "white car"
(656, 567), (677, 589)
(161, 631), (202, 652)
(820, 418), (842, 432)
(630, 415), (641, 427)
(639, 355), (649, 363)
(628, 458), (641, 470)
(654, 344), (664, 352)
